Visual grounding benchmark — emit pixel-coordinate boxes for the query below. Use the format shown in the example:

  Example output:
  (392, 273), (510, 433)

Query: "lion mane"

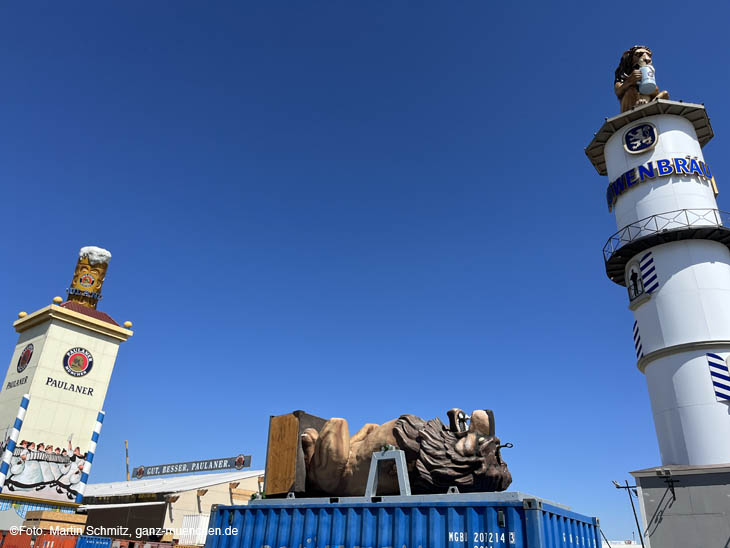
(614, 44), (653, 84)
(393, 414), (512, 494)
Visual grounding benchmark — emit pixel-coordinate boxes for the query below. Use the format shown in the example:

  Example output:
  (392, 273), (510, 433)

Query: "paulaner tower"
(587, 46), (730, 545)
(0, 246), (132, 522)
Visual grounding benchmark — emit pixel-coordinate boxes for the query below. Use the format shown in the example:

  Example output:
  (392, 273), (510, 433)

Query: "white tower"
(586, 100), (730, 466)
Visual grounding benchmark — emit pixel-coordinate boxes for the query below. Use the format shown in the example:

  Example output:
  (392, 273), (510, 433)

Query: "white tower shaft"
(587, 100), (730, 466)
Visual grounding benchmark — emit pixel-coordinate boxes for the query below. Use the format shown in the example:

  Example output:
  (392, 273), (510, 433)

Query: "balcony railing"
(627, 279), (644, 301)
(603, 209), (730, 262)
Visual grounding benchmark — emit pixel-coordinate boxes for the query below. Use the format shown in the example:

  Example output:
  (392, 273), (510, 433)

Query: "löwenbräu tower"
(588, 101), (726, 465)
(587, 45), (730, 547)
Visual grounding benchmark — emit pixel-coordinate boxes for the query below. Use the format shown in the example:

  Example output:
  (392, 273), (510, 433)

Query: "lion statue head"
(394, 411), (512, 493)
(615, 45), (653, 85)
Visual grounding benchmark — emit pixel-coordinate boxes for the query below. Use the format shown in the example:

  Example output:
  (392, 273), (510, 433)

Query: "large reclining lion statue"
(301, 408), (512, 496)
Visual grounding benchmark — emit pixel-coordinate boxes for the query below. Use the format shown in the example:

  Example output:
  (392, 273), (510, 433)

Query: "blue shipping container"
(204, 492), (601, 548)
(75, 536), (113, 548)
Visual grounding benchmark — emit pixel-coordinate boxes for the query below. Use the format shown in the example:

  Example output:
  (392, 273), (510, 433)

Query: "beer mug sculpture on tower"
(638, 63), (657, 95)
(66, 246), (111, 309)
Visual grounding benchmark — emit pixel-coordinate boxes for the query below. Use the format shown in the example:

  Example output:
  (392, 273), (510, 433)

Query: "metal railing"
(627, 280), (644, 301)
(603, 209), (730, 262)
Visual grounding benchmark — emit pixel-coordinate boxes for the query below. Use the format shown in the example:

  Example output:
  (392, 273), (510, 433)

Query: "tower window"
(627, 263), (644, 301)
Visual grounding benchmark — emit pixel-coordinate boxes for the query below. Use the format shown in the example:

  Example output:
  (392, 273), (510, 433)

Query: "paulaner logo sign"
(17, 344), (33, 373)
(606, 156), (714, 211)
(63, 348), (93, 377)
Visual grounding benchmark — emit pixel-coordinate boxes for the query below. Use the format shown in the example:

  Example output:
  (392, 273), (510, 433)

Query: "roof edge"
(585, 99), (713, 176)
(13, 305), (132, 341)
(84, 469), (265, 497)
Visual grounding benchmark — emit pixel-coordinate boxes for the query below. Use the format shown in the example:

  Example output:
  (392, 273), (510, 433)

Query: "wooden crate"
(264, 410), (326, 497)
(25, 510), (87, 524)
(23, 510), (87, 533)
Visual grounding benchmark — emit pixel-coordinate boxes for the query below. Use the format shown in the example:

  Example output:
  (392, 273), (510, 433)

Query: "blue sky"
(1, 1), (729, 540)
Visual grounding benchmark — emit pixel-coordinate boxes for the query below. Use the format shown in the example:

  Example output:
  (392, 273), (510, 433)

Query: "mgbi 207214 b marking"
(448, 531), (518, 546)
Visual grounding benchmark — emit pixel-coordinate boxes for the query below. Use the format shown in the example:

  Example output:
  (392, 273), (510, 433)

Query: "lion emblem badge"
(63, 347), (94, 377)
(624, 123), (657, 154)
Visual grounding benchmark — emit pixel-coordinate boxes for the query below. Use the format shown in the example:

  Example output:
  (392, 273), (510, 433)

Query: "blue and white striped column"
(75, 410), (105, 503)
(0, 395), (30, 489)
(706, 353), (730, 402)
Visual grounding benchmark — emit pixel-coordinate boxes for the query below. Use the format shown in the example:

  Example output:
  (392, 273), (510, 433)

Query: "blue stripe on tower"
(640, 252), (659, 293)
(707, 354), (730, 402)
(0, 395), (30, 489)
(633, 321), (644, 359)
(707, 355), (727, 369)
(75, 410), (105, 503)
(711, 371), (730, 382)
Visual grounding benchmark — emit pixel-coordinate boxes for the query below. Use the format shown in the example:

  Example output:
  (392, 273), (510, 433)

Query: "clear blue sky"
(1, 1), (728, 540)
